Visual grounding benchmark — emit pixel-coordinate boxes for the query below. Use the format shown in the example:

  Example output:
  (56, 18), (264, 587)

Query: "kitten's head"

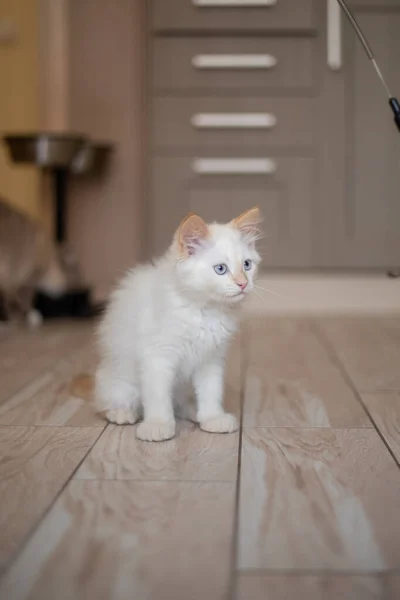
(172, 207), (262, 306)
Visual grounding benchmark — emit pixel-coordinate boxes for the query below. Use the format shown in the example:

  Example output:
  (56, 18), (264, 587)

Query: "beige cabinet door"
(333, 11), (400, 268)
(149, 2), (400, 269)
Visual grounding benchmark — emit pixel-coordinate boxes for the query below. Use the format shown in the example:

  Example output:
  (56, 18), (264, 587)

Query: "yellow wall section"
(0, 0), (41, 222)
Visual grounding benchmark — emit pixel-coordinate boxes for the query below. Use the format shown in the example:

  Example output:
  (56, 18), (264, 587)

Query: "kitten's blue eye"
(244, 259), (252, 271)
(214, 264), (228, 275)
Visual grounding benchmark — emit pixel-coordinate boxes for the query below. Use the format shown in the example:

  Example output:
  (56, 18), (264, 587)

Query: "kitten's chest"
(179, 307), (236, 364)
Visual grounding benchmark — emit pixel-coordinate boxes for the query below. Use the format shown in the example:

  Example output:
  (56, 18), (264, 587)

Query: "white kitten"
(95, 207), (262, 442)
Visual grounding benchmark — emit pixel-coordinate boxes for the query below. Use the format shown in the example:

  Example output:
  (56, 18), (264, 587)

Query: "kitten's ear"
(231, 206), (262, 241)
(177, 213), (209, 256)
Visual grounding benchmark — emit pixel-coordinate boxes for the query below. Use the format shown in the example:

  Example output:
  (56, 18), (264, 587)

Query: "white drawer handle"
(192, 158), (277, 175)
(327, 0), (342, 70)
(192, 54), (277, 69)
(192, 0), (277, 6)
(191, 113), (277, 129)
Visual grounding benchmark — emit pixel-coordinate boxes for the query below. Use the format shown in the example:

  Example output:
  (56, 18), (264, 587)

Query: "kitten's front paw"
(136, 419), (176, 442)
(105, 408), (139, 425)
(200, 413), (238, 434)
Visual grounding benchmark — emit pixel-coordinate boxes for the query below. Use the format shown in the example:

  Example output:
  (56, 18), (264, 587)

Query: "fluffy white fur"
(95, 208), (261, 441)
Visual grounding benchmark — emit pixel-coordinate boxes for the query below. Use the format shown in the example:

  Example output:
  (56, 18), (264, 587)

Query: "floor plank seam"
(357, 389), (400, 395)
(72, 477), (236, 483)
(0, 423), (108, 582)
(228, 328), (248, 600)
(0, 424), (106, 429)
(241, 425), (375, 429)
(312, 322), (400, 470)
(237, 568), (400, 576)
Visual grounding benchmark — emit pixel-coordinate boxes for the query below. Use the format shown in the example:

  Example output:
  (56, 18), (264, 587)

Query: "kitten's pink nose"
(236, 280), (248, 291)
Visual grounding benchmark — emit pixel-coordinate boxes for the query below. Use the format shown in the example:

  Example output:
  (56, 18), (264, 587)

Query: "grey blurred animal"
(0, 197), (68, 326)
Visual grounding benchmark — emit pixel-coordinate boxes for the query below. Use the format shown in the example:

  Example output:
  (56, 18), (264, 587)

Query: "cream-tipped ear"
(177, 213), (209, 256)
(231, 206), (262, 239)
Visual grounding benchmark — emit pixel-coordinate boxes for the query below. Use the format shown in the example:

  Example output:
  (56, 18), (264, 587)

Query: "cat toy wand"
(336, 0), (400, 278)
(336, 0), (400, 132)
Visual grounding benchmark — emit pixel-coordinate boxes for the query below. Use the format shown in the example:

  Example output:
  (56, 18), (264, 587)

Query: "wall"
(38, 0), (69, 132)
(0, 0), (41, 221)
(68, 0), (146, 298)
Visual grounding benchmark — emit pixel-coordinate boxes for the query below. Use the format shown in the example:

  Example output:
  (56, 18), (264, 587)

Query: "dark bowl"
(3, 133), (88, 168)
(71, 143), (114, 175)
(34, 287), (105, 319)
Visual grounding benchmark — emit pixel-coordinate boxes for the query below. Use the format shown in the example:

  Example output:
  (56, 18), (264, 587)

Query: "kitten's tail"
(69, 374), (94, 402)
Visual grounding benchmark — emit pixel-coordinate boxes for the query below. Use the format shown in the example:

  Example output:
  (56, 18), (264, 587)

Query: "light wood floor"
(0, 316), (399, 600)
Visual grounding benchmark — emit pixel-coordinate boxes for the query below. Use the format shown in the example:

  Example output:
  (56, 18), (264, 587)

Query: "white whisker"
(254, 284), (290, 301)
(253, 289), (272, 308)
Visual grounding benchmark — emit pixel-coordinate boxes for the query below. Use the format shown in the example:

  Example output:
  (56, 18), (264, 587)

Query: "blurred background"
(1, 0), (145, 305)
(1, 0), (400, 299)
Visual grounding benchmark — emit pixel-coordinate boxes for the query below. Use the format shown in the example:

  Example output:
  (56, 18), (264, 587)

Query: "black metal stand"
(2, 133), (110, 319)
(53, 168), (68, 243)
(34, 167), (103, 319)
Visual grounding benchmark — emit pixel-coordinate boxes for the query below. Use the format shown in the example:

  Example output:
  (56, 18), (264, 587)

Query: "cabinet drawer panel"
(153, 38), (315, 93)
(153, 97), (315, 149)
(152, 156), (315, 267)
(152, 0), (316, 33)
(348, 0), (399, 6)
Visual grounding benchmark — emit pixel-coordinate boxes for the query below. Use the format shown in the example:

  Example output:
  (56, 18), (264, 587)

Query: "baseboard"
(245, 273), (400, 316)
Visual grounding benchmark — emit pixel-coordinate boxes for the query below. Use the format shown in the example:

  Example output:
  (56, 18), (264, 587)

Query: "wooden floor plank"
(236, 575), (386, 600)
(75, 420), (239, 481)
(2, 316), (400, 598)
(238, 428), (400, 571)
(317, 317), (400, 392)
(0, 426), (100, 570)
(0, 343), (102, 427)
(0, 480), (235, 600)
(243, 319), (369, 427)
(0, 322), (94, 405)
(361, 393), (400, 462)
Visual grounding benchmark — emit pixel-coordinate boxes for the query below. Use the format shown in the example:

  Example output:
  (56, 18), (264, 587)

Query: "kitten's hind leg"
(95, 366), (140, 425)
(105, 407), (139, 425)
